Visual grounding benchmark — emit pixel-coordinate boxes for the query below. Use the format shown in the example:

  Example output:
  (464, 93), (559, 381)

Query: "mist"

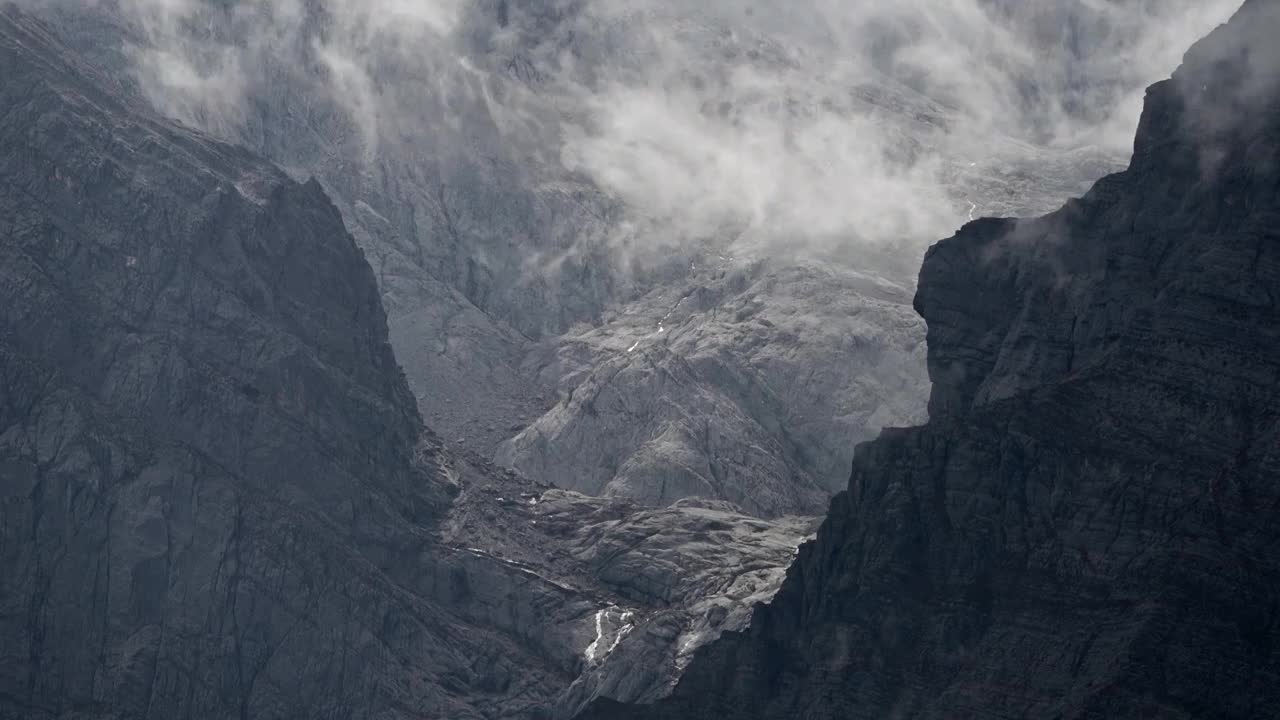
(40, 0), (1243, 274)
(549, 0), (1241, 255)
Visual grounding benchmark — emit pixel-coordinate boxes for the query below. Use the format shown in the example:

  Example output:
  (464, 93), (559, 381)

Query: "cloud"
(22, 0), (1243, 273)
(545, 0), (1241, 259)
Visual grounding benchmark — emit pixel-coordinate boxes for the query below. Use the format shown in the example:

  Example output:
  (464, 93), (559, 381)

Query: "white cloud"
(28, 0), (1243, 269)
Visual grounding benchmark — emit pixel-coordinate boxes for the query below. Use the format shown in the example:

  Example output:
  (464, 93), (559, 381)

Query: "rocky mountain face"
(19, 0), (1141, 518)
(0, 7), (456, 715)
(0, 9), (809, 718)
(498, 260), (928, 516)
(583, 1), (1280, 718)
(437, 454), (818, 717)
(6, 1), (1265, 718)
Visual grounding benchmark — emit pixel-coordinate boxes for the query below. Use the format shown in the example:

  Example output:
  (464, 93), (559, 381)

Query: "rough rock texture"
(437, 455), (816, 718)
(22, 0), (1132, 517)
(0, 10), (808, 718)
(26, 0), (615, 457)
(583, 2), (1280, 718)
(0, 8), (479, 717)
(500, 260), (929, 517)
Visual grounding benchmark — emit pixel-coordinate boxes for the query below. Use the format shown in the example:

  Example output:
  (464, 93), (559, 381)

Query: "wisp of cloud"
(36, 0), (1243, 276)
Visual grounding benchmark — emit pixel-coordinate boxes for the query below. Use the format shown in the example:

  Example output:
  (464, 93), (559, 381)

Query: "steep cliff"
(22, 0), (1139, 518)
(0, 7), (524, 716)
(583, 1), (1280, 717)
(499, 260), (928, 517)
(0, 13), (810, 719)
(0, 9), (601, 717)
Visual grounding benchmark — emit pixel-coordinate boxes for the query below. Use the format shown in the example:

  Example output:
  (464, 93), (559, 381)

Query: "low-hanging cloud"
(111, 0), (468, 147)
(23, 0), (1244, 274)
(551, 0), (1242, 256)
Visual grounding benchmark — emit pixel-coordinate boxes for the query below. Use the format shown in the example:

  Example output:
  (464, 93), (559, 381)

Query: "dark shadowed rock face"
(0, 9), (490, 717)
(583, 2), (1280, 718)
(0, 15), (809, 719)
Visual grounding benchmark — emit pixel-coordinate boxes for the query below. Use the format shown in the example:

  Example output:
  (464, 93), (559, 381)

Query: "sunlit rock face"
(582, 1), (1280, 717)
(0, 8), (460, 716)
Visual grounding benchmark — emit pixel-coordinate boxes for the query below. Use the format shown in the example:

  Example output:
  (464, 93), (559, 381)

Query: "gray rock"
(582, 2), (1280, 717)
(22, 0), (1130, 515)
(0, 9), (496, 718)
(7, 5), (1243, 718)
(0, 12), (809, 718)
(499, 259), (930, 517)
(434, 451), (817, 718)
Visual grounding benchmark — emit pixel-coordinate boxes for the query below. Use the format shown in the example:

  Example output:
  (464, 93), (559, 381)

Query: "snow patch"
(606, 611), (635, 656)
(584, 609), (608, 664)
(583, 606), (636, 665)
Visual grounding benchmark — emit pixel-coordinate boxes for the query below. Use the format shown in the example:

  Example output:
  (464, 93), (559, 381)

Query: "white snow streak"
(605, 611), (635, 656)
(584, 609), (607, 664)
(584, 607), (636, 665)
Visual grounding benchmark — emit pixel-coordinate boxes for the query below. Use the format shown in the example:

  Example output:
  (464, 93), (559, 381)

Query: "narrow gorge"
(1, 1), (1276, 719)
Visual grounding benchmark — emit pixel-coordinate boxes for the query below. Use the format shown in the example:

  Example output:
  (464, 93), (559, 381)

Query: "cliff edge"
(583, 1), (1280, 717)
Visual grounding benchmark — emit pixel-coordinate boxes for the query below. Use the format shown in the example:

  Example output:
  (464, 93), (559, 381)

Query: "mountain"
(583, 1), (1280, 717)
(17, 0), (1159, 518)
(6, 2), (1268, 718)
(494, 260), (929, 515)
(0, 6), (460, 715)
(0, 8), (808, 718)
